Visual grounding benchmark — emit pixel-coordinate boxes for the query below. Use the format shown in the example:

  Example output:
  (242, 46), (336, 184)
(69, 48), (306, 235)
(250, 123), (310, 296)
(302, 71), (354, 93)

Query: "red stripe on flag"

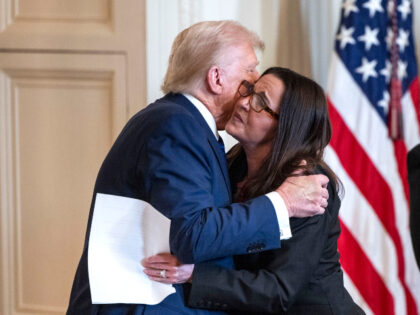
(338, 221), (394, 315)
(328, 99), (418, 315)
(393, 140), (409, 203)
(410, 77), (420, 132)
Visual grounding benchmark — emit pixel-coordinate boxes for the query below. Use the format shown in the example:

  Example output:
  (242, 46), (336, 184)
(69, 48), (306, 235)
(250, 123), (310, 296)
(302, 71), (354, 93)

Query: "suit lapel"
(164, 93), (232, 197)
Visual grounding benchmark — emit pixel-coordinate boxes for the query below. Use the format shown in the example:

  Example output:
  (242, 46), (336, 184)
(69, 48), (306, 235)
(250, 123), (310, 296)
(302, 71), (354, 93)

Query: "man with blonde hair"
(67, 20), (329, 314)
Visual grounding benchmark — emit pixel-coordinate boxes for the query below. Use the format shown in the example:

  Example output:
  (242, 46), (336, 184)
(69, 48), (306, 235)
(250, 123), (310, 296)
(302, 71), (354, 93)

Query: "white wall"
(146, 0), (267, 104)
(146, 0), (420, 102)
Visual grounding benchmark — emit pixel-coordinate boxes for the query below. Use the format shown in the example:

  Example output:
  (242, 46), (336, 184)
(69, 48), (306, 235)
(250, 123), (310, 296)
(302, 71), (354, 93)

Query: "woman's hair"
(161, 20), (264, 95)
(228, 67), (342, 199)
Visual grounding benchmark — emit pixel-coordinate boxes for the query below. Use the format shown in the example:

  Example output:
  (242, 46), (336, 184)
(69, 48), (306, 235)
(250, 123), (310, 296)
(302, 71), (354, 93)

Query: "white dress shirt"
(183, 93), (291, 240)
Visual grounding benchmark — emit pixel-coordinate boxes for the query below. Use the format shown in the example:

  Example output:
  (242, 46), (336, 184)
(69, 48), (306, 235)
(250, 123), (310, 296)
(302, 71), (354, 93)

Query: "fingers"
(320, 197), (328, 209)
(144, 253), (178, 264)
(142, 253), (194, 285)
(276, 172), (330, 218)
(141, 253), (180, 271)
(143, 268), (163, 278)
(321, 187), (329, 199)
(317, 205), (326, 215)
(145, 272), (178, 284)
(143, 267), (177, 279)
(143, 267), (189, 284)
(143, 267), (172, 284)
(141, 261), (178, 271)
(316, 174), (329, 187)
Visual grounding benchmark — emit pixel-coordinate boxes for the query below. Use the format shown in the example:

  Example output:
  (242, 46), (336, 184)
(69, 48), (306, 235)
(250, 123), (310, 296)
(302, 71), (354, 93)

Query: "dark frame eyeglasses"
(238, 80), (279, 120)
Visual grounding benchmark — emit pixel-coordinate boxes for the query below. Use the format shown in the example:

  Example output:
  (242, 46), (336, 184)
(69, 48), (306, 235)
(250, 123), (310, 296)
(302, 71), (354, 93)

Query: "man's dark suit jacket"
(187, 153), (365, 314)
(408, 143), (420, 270)
(66, 93), (283, 315)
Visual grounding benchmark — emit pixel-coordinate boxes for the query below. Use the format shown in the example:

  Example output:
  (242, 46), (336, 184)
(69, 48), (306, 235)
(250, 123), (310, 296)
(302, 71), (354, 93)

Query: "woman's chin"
(225, 123), (235, 137)
(225, 124), (241, 143)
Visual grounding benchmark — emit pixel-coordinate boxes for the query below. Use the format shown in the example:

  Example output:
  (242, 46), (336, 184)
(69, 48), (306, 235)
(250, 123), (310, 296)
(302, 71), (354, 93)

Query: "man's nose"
(248, 70), (259, 83)
(253, 70), (260, 81)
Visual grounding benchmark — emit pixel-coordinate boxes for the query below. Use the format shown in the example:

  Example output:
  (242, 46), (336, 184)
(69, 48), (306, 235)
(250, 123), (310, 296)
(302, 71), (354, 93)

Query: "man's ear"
(207, 66), (223, 95)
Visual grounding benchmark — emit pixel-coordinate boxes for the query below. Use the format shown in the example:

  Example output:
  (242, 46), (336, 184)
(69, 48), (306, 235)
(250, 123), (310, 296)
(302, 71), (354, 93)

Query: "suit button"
(246, 243), (257, 253)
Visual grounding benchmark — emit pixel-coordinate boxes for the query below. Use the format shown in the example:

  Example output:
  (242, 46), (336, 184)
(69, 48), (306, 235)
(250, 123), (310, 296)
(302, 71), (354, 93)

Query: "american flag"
(325, 0), (420, 314)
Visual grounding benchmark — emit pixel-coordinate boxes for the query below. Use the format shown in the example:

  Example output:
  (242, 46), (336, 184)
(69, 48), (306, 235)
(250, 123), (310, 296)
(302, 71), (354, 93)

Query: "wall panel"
(0, 53), (127, 314)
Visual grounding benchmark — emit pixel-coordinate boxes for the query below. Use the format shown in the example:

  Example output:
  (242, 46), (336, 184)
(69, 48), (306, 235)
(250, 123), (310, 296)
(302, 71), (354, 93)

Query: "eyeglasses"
(238, 80), (279, 120)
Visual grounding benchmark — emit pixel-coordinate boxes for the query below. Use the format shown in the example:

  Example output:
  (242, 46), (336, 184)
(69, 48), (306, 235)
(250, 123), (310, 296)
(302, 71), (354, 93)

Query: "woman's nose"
(238, 95), (251, 111)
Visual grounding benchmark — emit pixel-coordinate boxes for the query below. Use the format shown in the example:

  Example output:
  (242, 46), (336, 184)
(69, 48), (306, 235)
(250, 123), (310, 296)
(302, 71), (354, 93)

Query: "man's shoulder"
(138, 94), (195, 120)
(126, 94), (202, 133)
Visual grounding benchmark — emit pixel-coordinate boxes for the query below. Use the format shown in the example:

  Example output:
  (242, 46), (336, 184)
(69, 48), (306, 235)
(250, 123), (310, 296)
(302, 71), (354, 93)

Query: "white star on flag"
(358, 26), (380, 50)
(398, 0), (411, 20)
(336, 26), (356, 49)
(363, 0), (384, 17)
(378, 90), (389, 113)
(398, 60), (408, 80)
(342, 0), (359, 17)
(355, 57), (378, 82)
(396, 29), (410, 52)
(380, 60), (391, 83)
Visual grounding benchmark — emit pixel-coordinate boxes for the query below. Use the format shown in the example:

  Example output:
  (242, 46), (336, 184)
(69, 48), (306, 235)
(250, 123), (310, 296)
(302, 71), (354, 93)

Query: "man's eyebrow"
(247, 61), (259, 69)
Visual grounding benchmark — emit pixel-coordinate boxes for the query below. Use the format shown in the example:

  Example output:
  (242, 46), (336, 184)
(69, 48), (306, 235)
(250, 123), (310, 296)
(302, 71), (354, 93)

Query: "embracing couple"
(67, 20), (364, 315)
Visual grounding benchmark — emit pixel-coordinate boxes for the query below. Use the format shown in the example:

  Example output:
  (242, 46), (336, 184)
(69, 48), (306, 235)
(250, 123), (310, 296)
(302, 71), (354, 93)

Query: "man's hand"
(276, 174), (329, 218)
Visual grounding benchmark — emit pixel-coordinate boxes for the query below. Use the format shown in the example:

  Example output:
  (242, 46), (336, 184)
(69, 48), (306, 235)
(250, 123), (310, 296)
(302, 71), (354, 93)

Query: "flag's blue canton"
(335, 0), (417, 122)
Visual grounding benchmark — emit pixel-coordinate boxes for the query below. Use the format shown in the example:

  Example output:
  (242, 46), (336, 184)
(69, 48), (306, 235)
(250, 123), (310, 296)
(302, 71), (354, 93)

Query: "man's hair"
(161, 20), (264, 94)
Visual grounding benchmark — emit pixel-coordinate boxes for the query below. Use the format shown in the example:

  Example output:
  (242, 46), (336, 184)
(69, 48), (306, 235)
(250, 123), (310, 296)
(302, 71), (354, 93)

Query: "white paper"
(88, 193), (175, 304)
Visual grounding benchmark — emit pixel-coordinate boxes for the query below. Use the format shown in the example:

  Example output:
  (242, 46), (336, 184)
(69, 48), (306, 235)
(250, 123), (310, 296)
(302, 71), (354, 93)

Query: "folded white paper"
(88, 193), (175, 304)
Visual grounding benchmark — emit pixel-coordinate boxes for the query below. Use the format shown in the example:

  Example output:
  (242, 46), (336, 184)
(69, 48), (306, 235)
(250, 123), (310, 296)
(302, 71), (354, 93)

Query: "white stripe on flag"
(342, 271), (374, 315)
(324, 146), (406, 314)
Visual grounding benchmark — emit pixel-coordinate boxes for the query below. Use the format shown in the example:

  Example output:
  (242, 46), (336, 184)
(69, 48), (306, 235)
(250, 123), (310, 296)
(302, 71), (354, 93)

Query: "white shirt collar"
(183, 93), (219, 140)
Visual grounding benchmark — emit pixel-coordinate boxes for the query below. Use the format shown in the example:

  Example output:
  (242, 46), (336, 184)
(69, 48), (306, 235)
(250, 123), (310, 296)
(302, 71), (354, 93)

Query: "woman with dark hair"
(142, 67), (365, 314)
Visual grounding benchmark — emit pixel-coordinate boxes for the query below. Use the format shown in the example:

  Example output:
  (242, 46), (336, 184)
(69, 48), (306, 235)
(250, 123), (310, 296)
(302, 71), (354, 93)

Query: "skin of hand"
(141, 253), (194, 284)
(276, 174), (329, 218)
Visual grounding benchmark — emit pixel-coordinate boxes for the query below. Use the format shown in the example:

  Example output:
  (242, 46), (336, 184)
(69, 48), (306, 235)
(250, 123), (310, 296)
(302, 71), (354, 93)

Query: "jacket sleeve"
(141, 113), (281, 263)
(186, 182), (339, 313)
